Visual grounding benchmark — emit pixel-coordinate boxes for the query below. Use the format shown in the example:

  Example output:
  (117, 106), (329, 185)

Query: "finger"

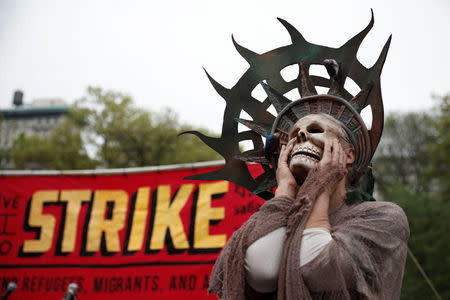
(278, 145), (286, 165)
(286, 143), (294, 163)
(278, 144), (292, 165)
(336, 143), (342, 166)
(338, 145), (344, 165)
(337, 141), (346, 168)
(322, 139), (332, 164)
(340, 148), (346, 167)
(332, 139), (340, 164)
(334, 140), (343, 165)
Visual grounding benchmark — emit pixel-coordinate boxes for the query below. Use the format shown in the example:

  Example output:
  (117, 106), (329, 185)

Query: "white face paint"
(287, 114), (350, 182)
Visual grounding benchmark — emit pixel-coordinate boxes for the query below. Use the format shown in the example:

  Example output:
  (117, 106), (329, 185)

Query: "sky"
(0, 0), (449, 134)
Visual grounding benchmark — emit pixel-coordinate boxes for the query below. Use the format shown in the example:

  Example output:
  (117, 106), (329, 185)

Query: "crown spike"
(253, 169), (277, 195)
(341, 9), (374, 52)
(298, 62), (317, 97)
(336, 9), (375, 85)
(328, 75), (345, 97)
(349, 84), (372, 112)
(277, 17), (308, 45)
(235, 118), (272, 137)
(203, 68), (231, 103)
(260, 81), (292, 113)
(328, 82), (344, 97)
(371, 35), (392, 73)
(184, 168), (228, 181)
(232, 34), (259, 66)
(178, 130), (226, 157)
(235, 149), (270, 165)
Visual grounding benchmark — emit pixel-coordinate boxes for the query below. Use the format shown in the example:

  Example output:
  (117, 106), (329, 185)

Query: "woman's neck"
(329, 177), (347, 211)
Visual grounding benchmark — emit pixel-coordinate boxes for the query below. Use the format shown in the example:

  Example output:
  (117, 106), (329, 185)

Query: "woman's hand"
(317, 138), (348, 198)
(304, 139), (347, 230)
(275, 143), (298, 199)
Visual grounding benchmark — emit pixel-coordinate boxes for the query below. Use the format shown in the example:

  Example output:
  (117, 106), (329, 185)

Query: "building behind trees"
(0, 90), (69, 153)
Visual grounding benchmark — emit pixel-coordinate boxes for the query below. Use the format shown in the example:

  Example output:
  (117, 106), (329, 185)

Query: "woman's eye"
(307, 127), (323, 133)
(289, 130), (298, 139)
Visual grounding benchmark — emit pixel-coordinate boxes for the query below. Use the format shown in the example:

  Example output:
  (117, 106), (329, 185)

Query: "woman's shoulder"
(357, 200), (406, 219)
(342, 200), (406, 218)
(335, 200), (409, 240)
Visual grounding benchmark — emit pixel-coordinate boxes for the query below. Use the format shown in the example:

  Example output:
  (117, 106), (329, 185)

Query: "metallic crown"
(181, 10), (390, 200)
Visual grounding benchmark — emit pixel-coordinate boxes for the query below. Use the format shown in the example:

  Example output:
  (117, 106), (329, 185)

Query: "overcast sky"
(0, 0), (449, 133)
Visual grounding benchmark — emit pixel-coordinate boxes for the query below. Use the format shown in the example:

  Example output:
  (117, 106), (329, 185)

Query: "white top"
(244, 227), (332, 293)
(299, 227), (333, 266)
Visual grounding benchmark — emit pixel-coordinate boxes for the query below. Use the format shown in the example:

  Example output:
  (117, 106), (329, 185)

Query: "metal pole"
(407, 247), (442, 300)
(62, 283), (78, 300)
(0, 282), (17, 300)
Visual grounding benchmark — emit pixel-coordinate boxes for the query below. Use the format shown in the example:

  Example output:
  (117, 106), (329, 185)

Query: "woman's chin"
(289, 164), (311, 185)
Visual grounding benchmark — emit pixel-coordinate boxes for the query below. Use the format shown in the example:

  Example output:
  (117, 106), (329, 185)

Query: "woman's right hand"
(316, 138), (347, 198)
(275, 143), (298, 199)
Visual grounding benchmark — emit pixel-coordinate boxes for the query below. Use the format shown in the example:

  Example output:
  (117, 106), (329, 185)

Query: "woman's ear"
(345, 148), (355, 165)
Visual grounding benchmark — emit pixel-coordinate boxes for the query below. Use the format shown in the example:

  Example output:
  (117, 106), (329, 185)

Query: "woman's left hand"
(275, 143), (298, 199)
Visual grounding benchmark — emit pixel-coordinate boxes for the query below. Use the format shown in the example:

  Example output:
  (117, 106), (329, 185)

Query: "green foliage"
(79, 87), (220, 168)
(11, 134), (53, 169)
(7, 86), (220, 170)
(428, 94), (450, 199)
(384, 183), (450, 300)
(374, 94), (450, 299)
(373, 112), (437, 194)
(11, 117), (97, 170)
(0, 116), (9, 168)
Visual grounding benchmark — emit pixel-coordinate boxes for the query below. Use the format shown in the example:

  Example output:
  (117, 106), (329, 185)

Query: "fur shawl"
(208, 168), (409, 299)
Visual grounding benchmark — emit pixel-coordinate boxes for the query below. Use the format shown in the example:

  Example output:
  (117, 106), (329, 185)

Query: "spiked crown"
(181, 10), (390, 200)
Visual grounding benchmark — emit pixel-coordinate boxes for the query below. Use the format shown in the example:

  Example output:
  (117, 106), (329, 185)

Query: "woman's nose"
(297, 130), (307, 142)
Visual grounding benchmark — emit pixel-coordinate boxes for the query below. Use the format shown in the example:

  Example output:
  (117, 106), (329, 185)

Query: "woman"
(208, 114), (409, 299)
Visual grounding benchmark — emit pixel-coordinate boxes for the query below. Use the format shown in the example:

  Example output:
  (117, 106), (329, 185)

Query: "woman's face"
(286, 114), (352, 182)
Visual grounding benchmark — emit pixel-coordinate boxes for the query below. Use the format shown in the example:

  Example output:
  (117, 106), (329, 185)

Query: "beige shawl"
(208, 167), (409, 299)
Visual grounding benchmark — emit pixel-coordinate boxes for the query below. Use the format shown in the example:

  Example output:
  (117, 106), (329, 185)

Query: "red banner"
(0, 162), (266, 299)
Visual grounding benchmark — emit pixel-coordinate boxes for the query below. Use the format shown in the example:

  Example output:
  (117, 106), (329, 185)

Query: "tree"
(10, 114), (97, 170)
(381, 183), (449, 300)
(373, 112), (437, 194)
(428, 94), (450, 200)
(7, 86), (221, 170)
(374, 100), (450, 299)
(0, 116), (10, 169)
(78, 87), (220, 168)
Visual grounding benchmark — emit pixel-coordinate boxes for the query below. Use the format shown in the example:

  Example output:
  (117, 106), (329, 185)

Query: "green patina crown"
(180, 10), (390, 200)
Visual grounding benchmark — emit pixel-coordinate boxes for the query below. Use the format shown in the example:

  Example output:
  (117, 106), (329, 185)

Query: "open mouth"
(291, 149), (321, 161)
